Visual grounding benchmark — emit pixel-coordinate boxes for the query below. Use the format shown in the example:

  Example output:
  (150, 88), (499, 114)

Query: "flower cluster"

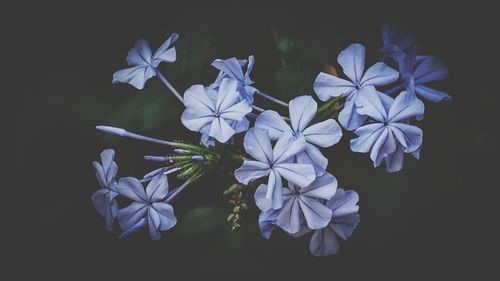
(92, 24), (449, 256)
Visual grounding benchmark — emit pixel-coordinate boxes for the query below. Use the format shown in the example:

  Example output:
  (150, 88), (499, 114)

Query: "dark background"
(6, 1), (497, 279)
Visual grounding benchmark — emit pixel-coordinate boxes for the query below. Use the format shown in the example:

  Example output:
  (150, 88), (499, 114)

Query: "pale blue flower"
(112, 33), (179, 89)
(235, 128), (316, 210)
(258, 209), (279, 239)
(309, 188), (360, 256)
(255, 95), (342, 175)
(181, 78), (252, 143)
(380, 23), (416, 62)
(384, 143), (421, 173)
(117, 174), (177, 240)
(255, 172), (338, 234)
(91, 149), (119, 231)
(313, 43), (399, 130)
(350, 86), (424, 170)
(211, 56), (258, 103)
(399, 49), (451, 102)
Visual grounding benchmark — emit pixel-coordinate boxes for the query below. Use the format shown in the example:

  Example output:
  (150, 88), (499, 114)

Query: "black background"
(5, 1), (497, 279)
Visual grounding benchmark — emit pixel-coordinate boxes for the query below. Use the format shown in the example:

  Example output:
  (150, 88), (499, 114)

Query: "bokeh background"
(6, 1), (496, 279)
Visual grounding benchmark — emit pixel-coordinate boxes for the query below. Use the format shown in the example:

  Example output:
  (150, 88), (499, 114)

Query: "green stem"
(317, 96), (342, 115)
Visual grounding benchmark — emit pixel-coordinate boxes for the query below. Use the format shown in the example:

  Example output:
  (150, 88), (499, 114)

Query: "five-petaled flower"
(113, 33), (179, 89)
(235, 128), (316, 210)
(255, 95), (342, 175)
(117, 174), (177, 240)
(256, 172), (338, 234)
(211, 56), (258, 104)
(181, 78), (252, 143)
(309, 188), (360, 256)
(350, 86), (424, 171)
(399, 48), (451, 102)
(313, 43), (399, 130)
(91, 149), (119, 231)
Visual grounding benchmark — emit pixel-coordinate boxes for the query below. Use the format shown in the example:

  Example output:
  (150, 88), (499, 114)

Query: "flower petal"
(117, 177), (148, 203)
(91, 189), (119, 231)
(355, 86), (388, 122)
(127, 39), (152, 66)
(152, 202), (177, 231)
(258, 210), (279, 239)
(243, 128), (273, 163)
(338, 97), (367, 131)
(360, 62), (399, 86)
(181, 109), (214, 134)
(152, 33), (179, 66)
(387, 91), (425, 122)
(219, 100), (252, 121)
(273, 163), (316, 188)
(415, 85), (451, 103)
(313, 72), (355, 101)
(254, 184), (273, 212)
(211, 57), (245, 81)
(209, 117), (235, 143)
(93, 161), (106, 189)
(145, 174), (169, 202)
(385, 144), (405, 173)
(265, 169), (283, 210)
(255, 110), (292, 140)
(350, 123), (385, 153)
(338, 43), (365, 83)
(276, 197), (302, 233)
(389, 123), (423, 153)
(234, 160), (270, 185)
(301, 172), (338, 200)
(331, 213), (360, 240)
(295, 144), (328, 176)
(289, 95), (317, 133)
(273, 133), (306, 164)
(118, 202), (148, 230)
(299, 197), (333, 229)
(414, 55), (448, 84)
(112, 66), (155, 90)
(302, 119), (342, 148)
(327, 188), (359, 218)
(183, 84), (216, 113)
(148, 208), (162, 240)
(309, 226), (340, 256)
(370, 127), (396, 167)
(216, 78), (241, 113)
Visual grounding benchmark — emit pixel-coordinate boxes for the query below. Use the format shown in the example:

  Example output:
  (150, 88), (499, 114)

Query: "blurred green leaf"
(275, 62), (315, 99)
(176, 206), (224, 235)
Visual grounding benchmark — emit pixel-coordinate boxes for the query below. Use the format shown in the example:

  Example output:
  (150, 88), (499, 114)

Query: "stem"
(251, 105), (265, 113)
(165, 181), (191, 202)
(156, 70), (184, 103)
(255, 90), (288, 107)
(96, 126), (178, 147)
(317, 96), (341, 115)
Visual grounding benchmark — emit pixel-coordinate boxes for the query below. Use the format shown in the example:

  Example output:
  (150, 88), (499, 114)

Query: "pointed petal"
(100, 149), (115, 171)
(296, 144), (328, 176)
(181, 109), (214, 134)
(338, 43), (366, 83)
(148, 208), (162, 240)
(243, 128), (273, 163)
(309, 227), (340, 256)
(152, 33), (179, 65)
(360, 62), (399, 86)
(289, 95), (317, 133)
(415, 85), (451, 103)
(350, 123), (385, 153)
(299, 197), (333, 229)
(273, 163), (316, 188)
(234, 160), (270, 185)
(145, 174), (169, 202)
(273, 133), (306, 164)
(118, 202), (148, 230)
(387, 91), (425, 122)
(183, 84), (216, 113)
(302, 119), (342, 147)
(385, 144), (405, 173)
(117, 177), (148, 203)
(301, 172), (338, 200)
(255, 110), (292, 140)
(355, 86), (388, 122)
